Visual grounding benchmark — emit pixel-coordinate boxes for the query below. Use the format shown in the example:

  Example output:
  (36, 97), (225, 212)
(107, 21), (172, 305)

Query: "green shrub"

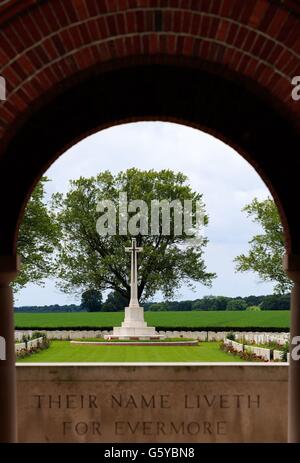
(31, 331), (45, 339)
(281, 342), (290, 362)
(246, 306), (261, 312)
(227, 332), (236, 341)
(226, 299), (247, 311)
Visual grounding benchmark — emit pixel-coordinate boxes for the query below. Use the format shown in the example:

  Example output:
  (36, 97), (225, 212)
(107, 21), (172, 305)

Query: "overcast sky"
(16, 122), (274, 306)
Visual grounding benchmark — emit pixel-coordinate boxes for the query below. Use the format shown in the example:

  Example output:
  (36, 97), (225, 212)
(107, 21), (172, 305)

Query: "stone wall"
(15, 330), (290, 344)
(16, 364), (288, 443)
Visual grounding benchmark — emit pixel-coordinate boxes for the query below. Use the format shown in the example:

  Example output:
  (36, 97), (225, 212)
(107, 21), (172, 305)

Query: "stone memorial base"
(107, 305), (163, 340)
(16, 364), (288, 443)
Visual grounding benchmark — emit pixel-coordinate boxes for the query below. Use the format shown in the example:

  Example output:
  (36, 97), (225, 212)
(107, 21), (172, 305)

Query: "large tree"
(52, 168), (215, 301)
(234, 197), (292, 294)
(80, 289), (102, 312)
(15, 177), (60, 291)
(102, 291), (129, 312)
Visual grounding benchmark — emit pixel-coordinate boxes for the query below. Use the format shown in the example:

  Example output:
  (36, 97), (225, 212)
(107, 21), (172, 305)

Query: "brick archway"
(0, 0), (300, 443)
(0, 0), (300, 253)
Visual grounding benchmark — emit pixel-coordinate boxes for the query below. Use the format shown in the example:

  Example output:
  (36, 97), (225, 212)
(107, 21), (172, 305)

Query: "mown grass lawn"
(16, 341), (244, 363)
(14, 310), (290, 330)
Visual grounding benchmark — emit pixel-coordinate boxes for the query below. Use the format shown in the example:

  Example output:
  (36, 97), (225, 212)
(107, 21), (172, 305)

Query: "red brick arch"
(1, 0), (300, 133)
(0, 0), (300, 253)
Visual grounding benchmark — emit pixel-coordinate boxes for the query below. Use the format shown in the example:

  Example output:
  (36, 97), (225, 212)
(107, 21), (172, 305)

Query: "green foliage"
(102, 291), (129, 312)
(14, 293), (290, 313)
(226, 298), (247, 311)
(259, 294), (290, 310)
(246, 306), (261, 312)
(191, 295), (229, 311)
(52, 169), (215, 301)
(14, 304), (86, 313)
(31, 331), (45, 339)
(146, 302), (169, 311)
(81, 289), (102, 312)
(15, 177), (60, 291)
(234, 197), (292, 294)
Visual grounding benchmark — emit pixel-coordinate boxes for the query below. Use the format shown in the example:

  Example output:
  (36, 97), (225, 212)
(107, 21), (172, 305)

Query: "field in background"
(15, 310), (290, 331)
(16, 341), (244, 362)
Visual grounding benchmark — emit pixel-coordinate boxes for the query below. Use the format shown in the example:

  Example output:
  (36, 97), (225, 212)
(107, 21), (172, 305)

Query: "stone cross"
(125, 238), (143, 308)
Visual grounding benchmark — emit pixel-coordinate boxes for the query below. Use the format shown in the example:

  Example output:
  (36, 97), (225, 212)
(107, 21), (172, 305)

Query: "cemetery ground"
(16, 340), (245, 363)
(15, 311), (289, 363)
(15, 310), (290, 331)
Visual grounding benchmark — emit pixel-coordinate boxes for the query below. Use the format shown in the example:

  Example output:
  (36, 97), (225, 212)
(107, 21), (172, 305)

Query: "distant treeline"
(14, 294), (290, 313)
(14, 304), (85, 313)
(143, 294), (290, 311)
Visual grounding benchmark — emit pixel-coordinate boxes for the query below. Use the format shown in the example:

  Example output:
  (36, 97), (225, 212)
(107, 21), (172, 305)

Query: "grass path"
(17, 341), (244, 363)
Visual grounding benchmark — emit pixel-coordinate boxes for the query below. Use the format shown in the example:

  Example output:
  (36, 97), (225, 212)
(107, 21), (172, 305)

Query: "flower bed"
(222, 336), (289, 362)
(16, 335), (50, 359)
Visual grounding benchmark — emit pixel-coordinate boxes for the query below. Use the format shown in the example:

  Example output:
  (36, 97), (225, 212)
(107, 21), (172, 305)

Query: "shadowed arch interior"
(0, 60), (298, 256)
